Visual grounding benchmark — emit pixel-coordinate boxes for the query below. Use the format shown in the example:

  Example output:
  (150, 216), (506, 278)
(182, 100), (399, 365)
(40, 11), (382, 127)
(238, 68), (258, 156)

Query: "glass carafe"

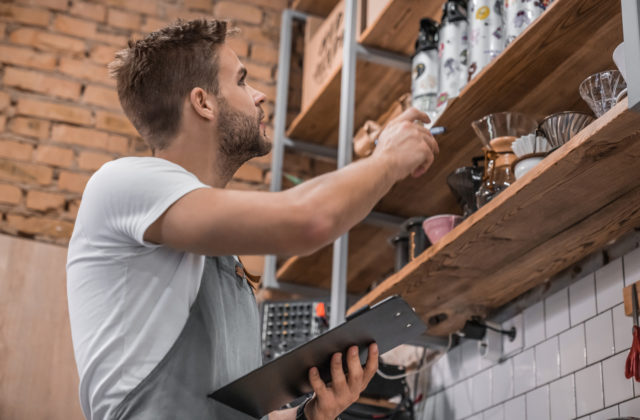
(475, 147), (497, 208)
(475, 136), (517, 207)
(489, 135), (517, 195)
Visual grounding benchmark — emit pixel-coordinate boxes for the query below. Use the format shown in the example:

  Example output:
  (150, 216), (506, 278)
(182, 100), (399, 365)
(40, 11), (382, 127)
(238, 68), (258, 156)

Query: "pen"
(374, 126), (445, 146)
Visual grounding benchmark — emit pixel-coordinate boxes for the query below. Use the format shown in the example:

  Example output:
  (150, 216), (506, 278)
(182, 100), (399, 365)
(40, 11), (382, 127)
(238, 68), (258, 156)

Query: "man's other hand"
(373, 107), (439, 180)
(304, 343), (379, 420)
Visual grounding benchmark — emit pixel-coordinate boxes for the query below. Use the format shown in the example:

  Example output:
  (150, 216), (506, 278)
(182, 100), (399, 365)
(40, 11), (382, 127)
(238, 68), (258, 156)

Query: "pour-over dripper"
(471, 112), (538, 148)
(579, 70), (627, 117)
(538, 111), (595, 149)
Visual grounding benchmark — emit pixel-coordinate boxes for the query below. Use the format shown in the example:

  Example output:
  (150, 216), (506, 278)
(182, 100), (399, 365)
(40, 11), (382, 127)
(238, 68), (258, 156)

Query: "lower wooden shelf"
(348, 99), (640, 336)
(276, 223), (396, 294)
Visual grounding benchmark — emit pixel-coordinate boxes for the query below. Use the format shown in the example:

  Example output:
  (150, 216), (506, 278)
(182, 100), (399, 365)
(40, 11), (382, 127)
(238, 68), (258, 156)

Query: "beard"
(216, 97), (272, 171)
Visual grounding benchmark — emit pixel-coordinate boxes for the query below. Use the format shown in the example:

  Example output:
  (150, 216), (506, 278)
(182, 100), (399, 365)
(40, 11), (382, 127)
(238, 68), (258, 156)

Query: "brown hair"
(109, 19), (237, 151)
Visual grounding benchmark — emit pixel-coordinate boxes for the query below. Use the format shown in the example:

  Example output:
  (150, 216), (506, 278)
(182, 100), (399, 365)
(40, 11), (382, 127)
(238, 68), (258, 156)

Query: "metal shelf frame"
(264, 0), (640, 330)
(263, 0), (409, 329)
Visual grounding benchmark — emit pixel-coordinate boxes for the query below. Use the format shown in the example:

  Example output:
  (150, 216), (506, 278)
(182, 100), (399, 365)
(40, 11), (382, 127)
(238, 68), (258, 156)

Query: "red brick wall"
(0, 0), (289, 245)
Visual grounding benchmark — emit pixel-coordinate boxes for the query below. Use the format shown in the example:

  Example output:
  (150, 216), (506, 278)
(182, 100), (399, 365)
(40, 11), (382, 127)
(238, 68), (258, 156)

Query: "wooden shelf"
(291, 0), (340, 17)
(286, 0), (446, 146)
(276, 0), (626, 299)
(348, 99), (640, 336)
(276, 223), (396, 294)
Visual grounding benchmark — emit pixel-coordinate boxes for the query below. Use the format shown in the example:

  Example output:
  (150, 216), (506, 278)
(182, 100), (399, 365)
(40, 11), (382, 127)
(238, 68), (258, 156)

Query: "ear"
(189, 87), (216, 121)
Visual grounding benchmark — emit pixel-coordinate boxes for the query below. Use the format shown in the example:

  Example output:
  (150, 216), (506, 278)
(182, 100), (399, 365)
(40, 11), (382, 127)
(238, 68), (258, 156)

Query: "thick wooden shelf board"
(286, 0), (445, 146)
(291, 0), (340, 17)
(376, 0), (622, 219)
(277, 223), (396, 294)
(349, 101), (640, 336)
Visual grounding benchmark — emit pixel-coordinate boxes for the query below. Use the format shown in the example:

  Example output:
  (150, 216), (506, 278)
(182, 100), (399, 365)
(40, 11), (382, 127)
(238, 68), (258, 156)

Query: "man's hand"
(304, 343), (379, 420)
(373, 107), (439, 180)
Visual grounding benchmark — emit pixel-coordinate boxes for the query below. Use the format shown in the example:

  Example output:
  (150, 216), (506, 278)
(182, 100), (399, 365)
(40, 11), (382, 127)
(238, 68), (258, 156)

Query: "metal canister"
(388, 232), (410, 272)
(504, 0), (551, 45)
(467, 0), (505, 81)
(411, 18), (440, 125)
(437, 0), (469, 114)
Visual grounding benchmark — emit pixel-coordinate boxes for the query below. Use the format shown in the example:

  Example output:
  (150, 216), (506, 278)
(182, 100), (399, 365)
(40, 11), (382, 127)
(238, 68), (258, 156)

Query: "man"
(66, 19), (438, 420)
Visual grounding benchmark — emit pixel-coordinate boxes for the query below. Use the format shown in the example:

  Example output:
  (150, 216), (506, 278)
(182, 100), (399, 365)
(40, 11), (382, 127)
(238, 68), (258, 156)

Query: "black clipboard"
(209, 295), (427, 418)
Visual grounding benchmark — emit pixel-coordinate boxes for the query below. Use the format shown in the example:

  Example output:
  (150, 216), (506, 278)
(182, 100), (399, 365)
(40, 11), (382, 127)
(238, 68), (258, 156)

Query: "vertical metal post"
(264, 9), (307, 288)
(329, 0), (358, 328)
(621, 0), (640, 111)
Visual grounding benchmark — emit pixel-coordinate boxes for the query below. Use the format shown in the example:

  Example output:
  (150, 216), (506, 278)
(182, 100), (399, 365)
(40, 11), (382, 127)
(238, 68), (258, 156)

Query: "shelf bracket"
(622, 0), (640, 112)
(355, 44), (412, 72)
(283, 137), (338, 160)
(363, 211), (406, 230)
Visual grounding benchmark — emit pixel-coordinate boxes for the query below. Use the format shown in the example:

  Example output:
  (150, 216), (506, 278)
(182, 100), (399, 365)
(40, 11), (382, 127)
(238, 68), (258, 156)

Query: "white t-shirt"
(66, 157), (211, 420)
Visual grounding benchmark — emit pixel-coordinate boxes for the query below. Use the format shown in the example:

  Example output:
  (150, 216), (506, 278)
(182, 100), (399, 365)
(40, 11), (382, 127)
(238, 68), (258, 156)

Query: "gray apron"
(111, 256), (265, 420)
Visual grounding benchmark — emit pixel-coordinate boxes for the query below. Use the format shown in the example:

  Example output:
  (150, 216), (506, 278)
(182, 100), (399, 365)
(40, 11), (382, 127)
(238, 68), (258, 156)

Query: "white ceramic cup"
(613, 42), (627, 81)
(514, 156), (544, 180)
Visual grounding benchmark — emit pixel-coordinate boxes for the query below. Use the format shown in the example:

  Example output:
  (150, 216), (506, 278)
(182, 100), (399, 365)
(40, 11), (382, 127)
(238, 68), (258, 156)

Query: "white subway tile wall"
(513, 349), (536, 395)
(549, 375), (576, 420)
(612, 303), (633, 353)
(453, 379), (473, 419)
(595, 257), (624, 312)
(589, 405), (619, 420)
(545, 288), (570, 337)
(585, 311), (615, 364)
(524, 301), (546, 348)
(504, 395), (526, 420)
(619, 396), (640, 416)
(418, 245), (640, 420)
(570, 273), (597, 326)
(526, 385), (550, 420)
(471, 369), (492, 413)
(491, 359), (513, 405)
(559, 324), (586, 376)
(602, 352), (634, 406)
(483, 404), (504, 420)
(535, 337), (560, 386)
(575, 364), (604, 416)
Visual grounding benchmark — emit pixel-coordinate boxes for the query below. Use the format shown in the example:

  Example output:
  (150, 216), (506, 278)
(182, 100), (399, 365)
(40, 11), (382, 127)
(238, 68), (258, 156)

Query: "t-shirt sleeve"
(78, 158), (210, 248)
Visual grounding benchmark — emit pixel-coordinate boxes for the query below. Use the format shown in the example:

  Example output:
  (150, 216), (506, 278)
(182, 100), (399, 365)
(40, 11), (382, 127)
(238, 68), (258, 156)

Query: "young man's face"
(214, 44), (271, 160)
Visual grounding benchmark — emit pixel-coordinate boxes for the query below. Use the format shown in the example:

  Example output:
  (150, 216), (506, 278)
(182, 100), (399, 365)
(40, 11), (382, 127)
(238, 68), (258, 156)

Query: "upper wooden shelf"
(291, 0), (340, 17)
(286, 0), (446, 146)
(376, 0), (623, 219)
(349, 99), (640, 336)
